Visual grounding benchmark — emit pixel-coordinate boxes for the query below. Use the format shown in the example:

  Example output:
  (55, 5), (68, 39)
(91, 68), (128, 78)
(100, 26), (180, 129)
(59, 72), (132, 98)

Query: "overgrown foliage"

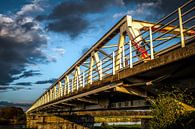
(148, 89), (194, 129)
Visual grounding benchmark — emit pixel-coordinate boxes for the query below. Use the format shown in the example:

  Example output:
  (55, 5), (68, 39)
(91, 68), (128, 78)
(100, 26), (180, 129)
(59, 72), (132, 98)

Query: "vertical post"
(43, 96), (45, 104)
(47, 93), (48, 103)
(41, 98), (42, 105)
(51, 88), (53, 101)
(122, 45), (125, 67)
(65, 76), (69, 95)
(38, 100), (40, 106)
(178, 8), (185, 47)
(50, 89), (52, 101)
(112, 51), (115, 75)
(90, 69), (92, 84)
(45, 94), (47, 104)
(54, 86), (56, 100)
(44, 95), (46, 104)
(64, 78), (66, 96)
(43, 95), (45, 105)
(42, 97), (44, 105)
(47, 90), (50, 103)
(74, 66), (80, 91)
(67, 79), (70, 94)
(93, 52), (102, 81)
(72, 79), (74, 92)
(43, 95), (45, 104)
(49, 89), (51, 101)
(99, 60), (102, 80)
(83, 72), (85, 87)
(76, 75), (79, 90)
(46, 94), (47, 103)
(41, 97), (43, 105)
(88, 54), (94, 84)
(44, 94), (47, 104)
(116, 33), (125, 71)
(46, 93), (48, 103)
(58, 81), (62, 97)
(51, 88), (54, 101)
(129, 40), (133, 68)
(46, 92), (48, 103)
(120, 48), (122, 69)
(149, 27), (154, 60)
(42, 95), (44, 105)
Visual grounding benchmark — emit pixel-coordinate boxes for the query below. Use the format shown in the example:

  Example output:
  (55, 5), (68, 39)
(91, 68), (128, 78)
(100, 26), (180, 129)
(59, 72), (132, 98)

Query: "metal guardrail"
(27, 0), (195, 113)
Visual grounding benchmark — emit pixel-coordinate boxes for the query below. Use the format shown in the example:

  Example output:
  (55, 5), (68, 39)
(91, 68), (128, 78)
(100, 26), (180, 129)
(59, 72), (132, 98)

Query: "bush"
(148, 89), (194, 129)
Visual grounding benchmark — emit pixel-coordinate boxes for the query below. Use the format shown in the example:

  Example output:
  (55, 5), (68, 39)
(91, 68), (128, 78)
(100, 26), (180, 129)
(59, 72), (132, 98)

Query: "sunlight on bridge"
(27, 0), (194, 114)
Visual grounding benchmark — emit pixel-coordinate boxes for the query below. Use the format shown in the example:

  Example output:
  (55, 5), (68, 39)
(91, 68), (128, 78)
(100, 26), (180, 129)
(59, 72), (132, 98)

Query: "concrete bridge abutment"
(27, 113), (152, 129)
(26, 114), (92, 129)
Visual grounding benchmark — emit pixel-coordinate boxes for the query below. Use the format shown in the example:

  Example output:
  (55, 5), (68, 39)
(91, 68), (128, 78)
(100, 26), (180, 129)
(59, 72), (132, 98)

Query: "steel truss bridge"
(27, 1), (195, 126)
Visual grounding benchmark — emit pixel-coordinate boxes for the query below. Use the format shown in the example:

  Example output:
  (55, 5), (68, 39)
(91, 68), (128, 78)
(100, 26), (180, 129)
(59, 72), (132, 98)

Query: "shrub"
(148, 89), (194, 129)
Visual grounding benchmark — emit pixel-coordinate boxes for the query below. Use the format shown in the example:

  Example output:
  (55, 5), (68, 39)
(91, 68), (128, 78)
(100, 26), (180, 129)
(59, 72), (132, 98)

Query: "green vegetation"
(94, 124), (141, 129)
(148, 89), (195, 129)
(0, 107), (26, 125)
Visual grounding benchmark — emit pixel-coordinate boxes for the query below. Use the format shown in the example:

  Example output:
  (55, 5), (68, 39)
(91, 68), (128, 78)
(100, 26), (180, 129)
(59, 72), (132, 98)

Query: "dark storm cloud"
(14, 82), (32, 86)
(47, 16), (89, 37)
(0, 14), (50, 85)
(37, 0), (124, 38)
(35, 78), (57, 84)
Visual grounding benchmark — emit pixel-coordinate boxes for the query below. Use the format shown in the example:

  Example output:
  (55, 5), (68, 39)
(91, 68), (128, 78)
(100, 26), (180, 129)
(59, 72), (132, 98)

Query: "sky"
(0, 0), (188, 110)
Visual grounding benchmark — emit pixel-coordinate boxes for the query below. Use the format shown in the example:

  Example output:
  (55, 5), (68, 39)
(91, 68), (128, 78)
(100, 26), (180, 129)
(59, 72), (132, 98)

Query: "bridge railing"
(27, 0), (194, 113)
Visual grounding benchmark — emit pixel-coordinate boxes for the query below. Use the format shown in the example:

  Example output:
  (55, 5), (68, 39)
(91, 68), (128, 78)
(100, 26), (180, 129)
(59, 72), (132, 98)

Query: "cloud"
(0, 85), (32, 92)
(53, 48), (65, 56)
(37, 0), (124, 38)
(123, 0), (189, 13)
(0, 1), (54, 85)
(17, 1), (44, 16)
(16, 70), (41, 79)
(114, 0), (189, 20)
(14, 82), (32, 86)
(0, 86), (13, 91)
(113, 2), (160, 19)
(35, 78), (57, 84)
